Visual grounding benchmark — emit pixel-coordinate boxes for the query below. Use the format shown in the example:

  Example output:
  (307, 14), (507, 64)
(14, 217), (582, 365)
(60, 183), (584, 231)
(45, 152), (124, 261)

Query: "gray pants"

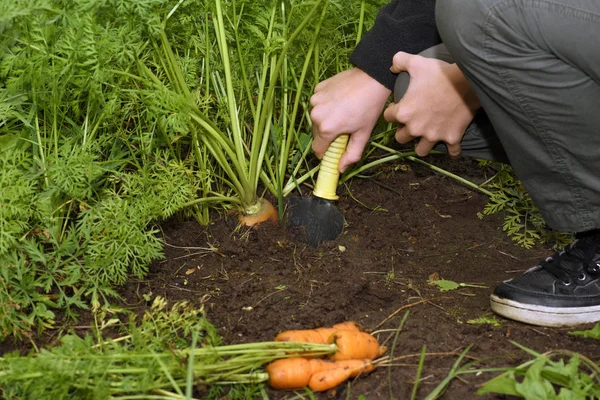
(428, 0), (600, 233)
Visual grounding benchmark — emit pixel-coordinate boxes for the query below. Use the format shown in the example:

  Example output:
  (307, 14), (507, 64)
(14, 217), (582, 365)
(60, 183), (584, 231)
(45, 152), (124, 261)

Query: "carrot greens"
(0, 297), (336, 399)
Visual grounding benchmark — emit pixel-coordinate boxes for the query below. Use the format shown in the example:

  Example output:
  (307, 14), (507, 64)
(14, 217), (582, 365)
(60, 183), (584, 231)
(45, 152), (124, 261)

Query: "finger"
(446, 142), (462, 159)
(414, 138), (436, 157)
(309, 90), (323, 107)
(394, 125), (412, 144)
(313, 78), (328, 93)
(310, 112), (327, 159)
(384, 100), (411, 125)
(339, 131), (370, 173)
(383, 102), (398, 122)
(383, 102), (408, 123)
(390, 51), (417, 74)
(311, 128), (327, 159)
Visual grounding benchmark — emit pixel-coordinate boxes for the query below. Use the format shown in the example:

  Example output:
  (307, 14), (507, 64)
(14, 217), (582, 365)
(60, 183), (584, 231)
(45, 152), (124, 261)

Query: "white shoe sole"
(490, 294), (600, 327)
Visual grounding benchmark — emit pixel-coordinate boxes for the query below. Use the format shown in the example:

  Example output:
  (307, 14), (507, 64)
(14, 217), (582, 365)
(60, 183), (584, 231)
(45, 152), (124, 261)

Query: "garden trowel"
(288, 134), (349, 247)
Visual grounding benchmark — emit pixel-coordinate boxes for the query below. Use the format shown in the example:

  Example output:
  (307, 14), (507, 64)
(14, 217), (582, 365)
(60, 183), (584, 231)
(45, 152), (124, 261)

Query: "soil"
(119, 155), (600, 399)
(6, 156), (600, 399)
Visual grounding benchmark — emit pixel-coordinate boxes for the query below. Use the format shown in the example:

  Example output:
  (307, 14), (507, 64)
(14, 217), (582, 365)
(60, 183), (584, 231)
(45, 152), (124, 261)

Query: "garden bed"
(5, 1), (598, 397)
(118, 157), (600, 399)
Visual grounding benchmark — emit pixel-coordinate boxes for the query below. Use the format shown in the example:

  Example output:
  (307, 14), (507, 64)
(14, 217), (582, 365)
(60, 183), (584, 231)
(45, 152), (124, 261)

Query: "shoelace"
(539, 237), (600, 285)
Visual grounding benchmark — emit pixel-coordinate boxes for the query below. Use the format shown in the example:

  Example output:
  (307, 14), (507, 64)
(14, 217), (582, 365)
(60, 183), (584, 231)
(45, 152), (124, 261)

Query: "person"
(309, 0), (600, 327)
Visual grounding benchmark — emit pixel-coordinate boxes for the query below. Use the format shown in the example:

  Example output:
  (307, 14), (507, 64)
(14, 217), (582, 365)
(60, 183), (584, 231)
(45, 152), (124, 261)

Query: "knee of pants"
(435, 0), (488, 63)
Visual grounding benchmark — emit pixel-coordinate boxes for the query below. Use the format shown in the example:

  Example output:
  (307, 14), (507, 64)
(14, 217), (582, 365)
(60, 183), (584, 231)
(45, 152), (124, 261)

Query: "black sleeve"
(350, 0), (441, 90)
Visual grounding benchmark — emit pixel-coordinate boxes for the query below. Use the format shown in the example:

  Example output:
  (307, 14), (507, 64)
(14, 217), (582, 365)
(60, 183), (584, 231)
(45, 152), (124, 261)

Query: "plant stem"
(407, 156), (493, 196)
(213, 0), (249, 200)
(360, 142), (494, 196)
(356, 0), (366, 46)
(410, 345), (427, 400)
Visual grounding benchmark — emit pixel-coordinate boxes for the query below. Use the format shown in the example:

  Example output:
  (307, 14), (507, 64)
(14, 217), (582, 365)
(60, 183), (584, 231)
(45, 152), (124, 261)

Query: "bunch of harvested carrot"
(265, 321), (387, 392)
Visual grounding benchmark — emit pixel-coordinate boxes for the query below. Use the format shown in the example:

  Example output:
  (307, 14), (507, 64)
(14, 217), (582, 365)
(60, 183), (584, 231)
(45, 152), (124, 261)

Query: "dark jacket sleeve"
(350, 0), (441, 90)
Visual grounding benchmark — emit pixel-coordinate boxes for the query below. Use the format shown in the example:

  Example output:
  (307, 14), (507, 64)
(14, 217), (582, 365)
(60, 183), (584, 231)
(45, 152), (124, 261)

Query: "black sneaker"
(490, 233), (600, 327)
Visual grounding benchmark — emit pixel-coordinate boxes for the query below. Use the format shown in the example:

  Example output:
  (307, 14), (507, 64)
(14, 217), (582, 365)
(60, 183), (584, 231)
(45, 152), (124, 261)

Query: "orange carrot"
(274, 321), (361, 344)
(308, 368), (353, 392)
(308, 359), (377, 391)
(274, 329), (327, 344)
(238, 198), (278, 227)
(339, 359), (376, 377)
(265, 357), (312, 390)
(266, 358), (377, 391)
(331, 321), (362, 332)
(327, 330), (382, 361)
(307, 358), (336, 373)
(308, 358), (375, 377)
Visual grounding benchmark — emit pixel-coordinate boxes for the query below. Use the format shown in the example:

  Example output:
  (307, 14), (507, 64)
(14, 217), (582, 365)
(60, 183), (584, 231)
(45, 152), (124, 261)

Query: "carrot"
(308, 368), (353, 392)
(274, 321), (361, 344)
(327, 330), (382, 361)
(307, 358), (337, 374)
(265, 357), (312, 390)
(238, 198), (278, 227)
(266, 358), (377, 391)
(274, 329), (327, 344)
(308, 358), (375, 377)
(331, 321), (362, 332)
(307, 359), (376, 392)
(339, 359), (376, 377)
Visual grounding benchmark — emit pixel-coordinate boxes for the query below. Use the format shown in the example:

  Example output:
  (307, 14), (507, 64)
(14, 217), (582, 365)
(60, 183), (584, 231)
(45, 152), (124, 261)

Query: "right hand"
(310, 68), (391, 173)
(384, 52), (480, 158)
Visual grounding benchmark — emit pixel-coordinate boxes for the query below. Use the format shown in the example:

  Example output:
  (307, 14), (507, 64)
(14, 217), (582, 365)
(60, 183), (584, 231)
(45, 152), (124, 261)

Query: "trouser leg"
(436, 0), (600, 232)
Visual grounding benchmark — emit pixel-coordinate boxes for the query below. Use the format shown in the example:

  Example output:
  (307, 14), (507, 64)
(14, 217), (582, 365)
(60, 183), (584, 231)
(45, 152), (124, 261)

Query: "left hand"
(383, 51), (481, 158)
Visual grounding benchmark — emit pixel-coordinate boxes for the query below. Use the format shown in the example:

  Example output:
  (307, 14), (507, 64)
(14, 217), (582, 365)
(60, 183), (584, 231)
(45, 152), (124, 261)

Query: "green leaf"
(477, 371), (521, 396)
(35, 303), (55, 321)
(428, 279), (460, 291)
(569, 323), (600, 339)
(556, 388), (578, 400)
(0, 133), (18, 152)
(515, 358), (557, 399)
(428, 279), (488, 292)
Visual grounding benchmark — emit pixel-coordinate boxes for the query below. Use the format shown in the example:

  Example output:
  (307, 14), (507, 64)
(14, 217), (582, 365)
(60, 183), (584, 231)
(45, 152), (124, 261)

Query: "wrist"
(351, 67), (393, 103)
(448, 64), (480, 113)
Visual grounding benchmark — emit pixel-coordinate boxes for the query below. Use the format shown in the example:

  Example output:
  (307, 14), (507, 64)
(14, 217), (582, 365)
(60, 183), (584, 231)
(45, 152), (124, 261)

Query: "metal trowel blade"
(287, 196), (345, 247)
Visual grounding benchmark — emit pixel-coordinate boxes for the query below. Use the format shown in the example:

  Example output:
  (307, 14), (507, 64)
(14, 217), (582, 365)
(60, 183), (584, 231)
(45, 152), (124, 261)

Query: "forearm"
(350, 0), (441, 90)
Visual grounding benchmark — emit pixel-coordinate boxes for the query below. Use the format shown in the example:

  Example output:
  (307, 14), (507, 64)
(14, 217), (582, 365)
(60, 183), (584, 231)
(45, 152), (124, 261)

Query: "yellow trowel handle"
(313, 134), (349, 201)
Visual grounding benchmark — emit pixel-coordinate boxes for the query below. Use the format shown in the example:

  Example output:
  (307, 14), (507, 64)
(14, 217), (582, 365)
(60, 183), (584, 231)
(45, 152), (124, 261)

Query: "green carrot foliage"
(0, 0), (386, 338)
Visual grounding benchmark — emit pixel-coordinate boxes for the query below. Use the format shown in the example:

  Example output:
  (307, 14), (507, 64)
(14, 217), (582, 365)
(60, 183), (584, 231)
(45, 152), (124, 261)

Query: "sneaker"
(490, 233), (600, 327)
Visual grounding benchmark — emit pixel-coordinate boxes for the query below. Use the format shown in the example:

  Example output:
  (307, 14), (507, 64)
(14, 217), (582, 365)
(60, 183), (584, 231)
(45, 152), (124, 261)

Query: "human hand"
(310, 68), (391, 172)
(383, 52), (481, 157)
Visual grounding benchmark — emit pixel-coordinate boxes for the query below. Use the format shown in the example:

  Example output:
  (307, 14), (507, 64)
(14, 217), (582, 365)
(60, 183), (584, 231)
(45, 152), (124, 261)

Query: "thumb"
(390, 51), (417, 74)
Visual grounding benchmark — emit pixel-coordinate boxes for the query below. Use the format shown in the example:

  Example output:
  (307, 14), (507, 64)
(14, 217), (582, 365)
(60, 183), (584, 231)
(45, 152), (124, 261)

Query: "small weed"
(478, 342), (600, 399)
(425, 341), (600, 400)
(569, 323), (600, 339)
(467, 314), (502, 328)
(428, 278), (488, 292)
(385, 266), (396, 285)
(478, 161), (572, 249)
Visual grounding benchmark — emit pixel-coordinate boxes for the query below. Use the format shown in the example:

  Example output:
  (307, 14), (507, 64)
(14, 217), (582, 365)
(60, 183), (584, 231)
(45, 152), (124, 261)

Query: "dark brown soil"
(115, 156), (600, 399)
